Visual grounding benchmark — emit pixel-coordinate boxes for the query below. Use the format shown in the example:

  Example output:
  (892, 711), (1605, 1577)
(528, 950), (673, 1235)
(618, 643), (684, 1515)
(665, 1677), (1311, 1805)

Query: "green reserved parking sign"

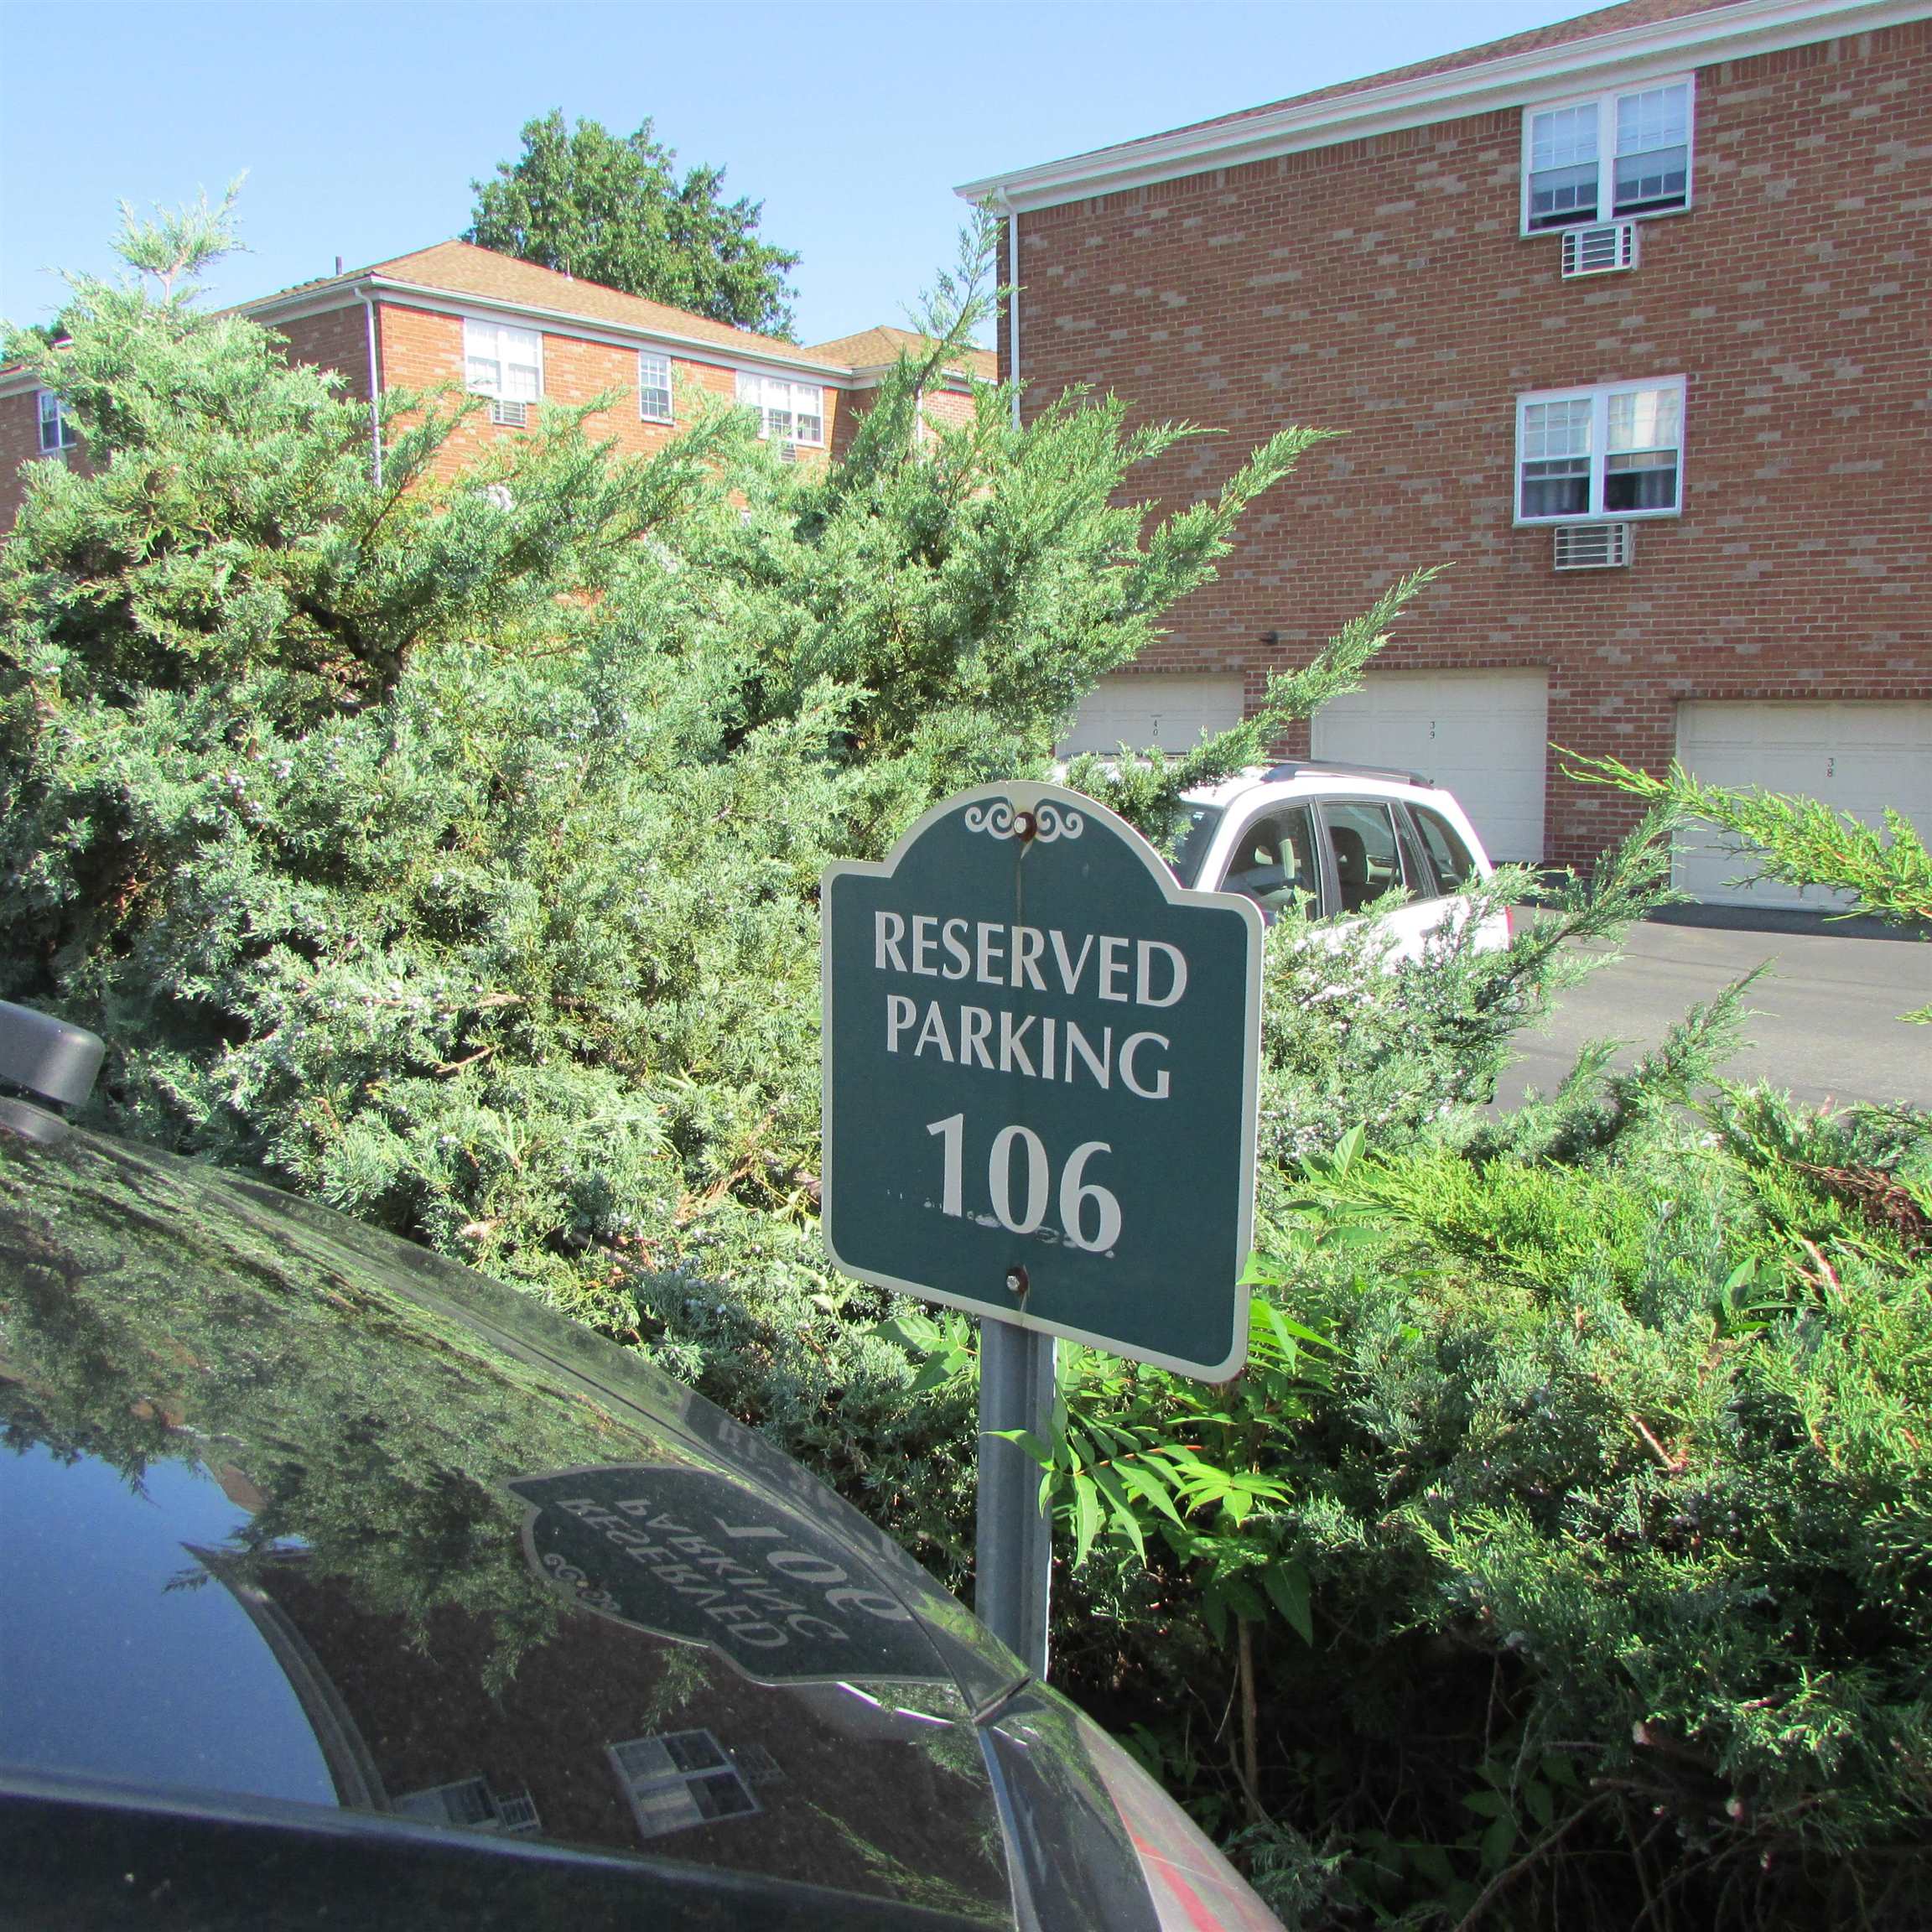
(821, 782), (1264, 1381)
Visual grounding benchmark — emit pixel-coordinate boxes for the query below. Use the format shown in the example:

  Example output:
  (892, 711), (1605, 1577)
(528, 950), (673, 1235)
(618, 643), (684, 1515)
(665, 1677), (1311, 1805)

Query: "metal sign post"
(974, 1319), (1056, 1674)
(821, 782), (1264, 1670)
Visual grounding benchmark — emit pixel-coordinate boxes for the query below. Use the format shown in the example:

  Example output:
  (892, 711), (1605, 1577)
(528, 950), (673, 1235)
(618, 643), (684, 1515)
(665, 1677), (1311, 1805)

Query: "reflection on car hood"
(0, 1124), (1031, 1922)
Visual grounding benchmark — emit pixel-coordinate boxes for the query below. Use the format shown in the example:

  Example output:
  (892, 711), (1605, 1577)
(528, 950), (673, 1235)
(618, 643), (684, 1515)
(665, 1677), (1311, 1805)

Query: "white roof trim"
(957, 0), (1930, 211)
(243, 275), (854, 383)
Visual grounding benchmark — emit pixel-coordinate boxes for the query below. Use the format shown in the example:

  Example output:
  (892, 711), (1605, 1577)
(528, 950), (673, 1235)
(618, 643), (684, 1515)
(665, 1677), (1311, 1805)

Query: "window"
(1523, 78), (1692, 231)
(608, 1731), (761, 1840)
(735, 370), (824, 447)
(393, 1777), (540, 1836)
(1168, 803), (1225, 889)
(1410, 806), (1476, 893)
(638, 350), (673, 423)
(1516, 378), (1685, 523)
(463, 319), (543, 404)
(1320, 802), (1415, 916)
(37, 391), (77, 454)
(1218, 807), (1319, 923)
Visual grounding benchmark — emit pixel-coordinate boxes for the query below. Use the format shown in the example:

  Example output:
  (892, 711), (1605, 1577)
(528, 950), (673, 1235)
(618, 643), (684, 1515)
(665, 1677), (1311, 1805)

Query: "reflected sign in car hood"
(0, 1123), (1023, 1921)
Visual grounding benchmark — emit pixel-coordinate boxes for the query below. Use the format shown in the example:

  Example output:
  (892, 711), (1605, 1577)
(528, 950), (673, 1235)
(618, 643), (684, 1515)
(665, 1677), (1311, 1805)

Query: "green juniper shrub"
(986, 968), (1932, 1927)
(0, 200), (1416, 1572)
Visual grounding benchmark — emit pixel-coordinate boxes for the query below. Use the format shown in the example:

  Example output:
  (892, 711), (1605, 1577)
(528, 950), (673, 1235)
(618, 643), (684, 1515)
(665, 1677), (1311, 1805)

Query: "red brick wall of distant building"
(831, 377), (981, 456)
(0, 392), (60, 527)
(275, 306), (381, 402)
(360, 304), (853, 481)
(2, 307), (974, 534)
(999, 20), (1932, 865)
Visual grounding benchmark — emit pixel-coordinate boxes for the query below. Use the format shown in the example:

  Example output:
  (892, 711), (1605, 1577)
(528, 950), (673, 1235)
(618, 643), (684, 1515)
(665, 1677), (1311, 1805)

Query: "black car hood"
(0, 1122), (1056, 1924)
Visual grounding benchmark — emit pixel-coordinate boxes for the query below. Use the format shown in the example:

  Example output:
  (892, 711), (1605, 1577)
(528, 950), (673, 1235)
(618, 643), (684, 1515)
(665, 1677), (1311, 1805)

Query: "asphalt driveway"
(1498, 915), (1932, 1114)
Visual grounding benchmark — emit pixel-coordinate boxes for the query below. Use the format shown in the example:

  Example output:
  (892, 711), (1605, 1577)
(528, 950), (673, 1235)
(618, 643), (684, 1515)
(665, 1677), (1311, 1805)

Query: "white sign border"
(819, 780), (1265, 1384)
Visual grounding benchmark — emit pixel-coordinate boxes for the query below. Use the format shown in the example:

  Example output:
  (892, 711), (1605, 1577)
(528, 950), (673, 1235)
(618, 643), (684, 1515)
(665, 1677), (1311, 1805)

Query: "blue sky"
(4, 1), (1597, 345)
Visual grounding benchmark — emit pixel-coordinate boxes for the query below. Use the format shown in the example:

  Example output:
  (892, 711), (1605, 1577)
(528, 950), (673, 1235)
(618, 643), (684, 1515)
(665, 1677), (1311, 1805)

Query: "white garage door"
(1675, 700), (1932, 909)
(1059, 673), (1245, 756)
(1312, 670), (1550, 863)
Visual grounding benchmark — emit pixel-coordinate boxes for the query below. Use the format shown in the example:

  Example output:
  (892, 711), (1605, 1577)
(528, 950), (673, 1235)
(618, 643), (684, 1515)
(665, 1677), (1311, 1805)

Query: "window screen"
(638, 351), (673, 422)
(37, 391), (76, 453)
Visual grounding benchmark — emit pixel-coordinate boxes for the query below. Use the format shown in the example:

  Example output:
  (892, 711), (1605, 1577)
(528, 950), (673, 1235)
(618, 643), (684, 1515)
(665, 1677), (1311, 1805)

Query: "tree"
(1565, 751), (1931, 929)
(0, 198), (1420, 1395)
(465, 112), (800, 336)
(1566, 751), (1929, 1021)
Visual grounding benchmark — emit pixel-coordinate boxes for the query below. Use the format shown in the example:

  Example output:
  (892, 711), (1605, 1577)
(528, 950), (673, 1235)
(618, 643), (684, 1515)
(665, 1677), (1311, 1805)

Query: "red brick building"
(0, 242), (990, 534)
(963, 0), (1930, 899)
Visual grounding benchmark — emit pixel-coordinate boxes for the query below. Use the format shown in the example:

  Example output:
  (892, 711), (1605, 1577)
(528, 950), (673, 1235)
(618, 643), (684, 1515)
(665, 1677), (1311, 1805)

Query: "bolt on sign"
(821, 782), (1264, 1380)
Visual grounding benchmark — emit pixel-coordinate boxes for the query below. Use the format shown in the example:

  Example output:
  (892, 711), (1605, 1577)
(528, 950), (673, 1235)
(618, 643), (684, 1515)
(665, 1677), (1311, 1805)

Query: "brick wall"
(0, 391), (63, 529)
(834, 377), (980, 454)
(1000, 21), (1932, 865)
(1, 294), (875, 532)
(368, 304), (850, 481)
(276, 306), (381, 402)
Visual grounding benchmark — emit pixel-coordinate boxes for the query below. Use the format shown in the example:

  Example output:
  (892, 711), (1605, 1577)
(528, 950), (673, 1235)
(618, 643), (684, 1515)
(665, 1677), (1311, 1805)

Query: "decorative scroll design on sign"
(962, 799), (1085, 844)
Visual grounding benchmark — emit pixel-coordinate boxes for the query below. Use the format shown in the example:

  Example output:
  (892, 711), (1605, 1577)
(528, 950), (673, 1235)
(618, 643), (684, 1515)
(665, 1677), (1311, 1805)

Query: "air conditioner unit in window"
(489, 398), (529, 428)
(1561, 221), (1639, 278)
(777, 440), (798, 465)
(1554, 522), (1633, 569)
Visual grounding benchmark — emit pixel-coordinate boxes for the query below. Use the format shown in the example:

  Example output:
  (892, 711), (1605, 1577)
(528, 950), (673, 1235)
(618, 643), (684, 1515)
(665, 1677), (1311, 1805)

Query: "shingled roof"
(958, 0), (1855, 209)
(1099, 0), (1748, 156)
(366, 242), (827, 364)
(249, 241), (845, 372)
(802, 325), (997, 381)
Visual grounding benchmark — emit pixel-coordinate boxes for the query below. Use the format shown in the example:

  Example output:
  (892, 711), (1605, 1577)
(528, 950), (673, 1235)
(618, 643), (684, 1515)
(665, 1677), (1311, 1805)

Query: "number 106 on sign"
(925, 1114), (1122, 1254)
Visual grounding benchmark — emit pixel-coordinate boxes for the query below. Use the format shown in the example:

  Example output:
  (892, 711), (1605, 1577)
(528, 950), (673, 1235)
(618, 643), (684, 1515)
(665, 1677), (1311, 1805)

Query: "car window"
(1217, 806), (1318, 921)
(1168, 802), (1225, 888)
(1411, 804), (1477, 891)
(1321, 801), (1415, 915)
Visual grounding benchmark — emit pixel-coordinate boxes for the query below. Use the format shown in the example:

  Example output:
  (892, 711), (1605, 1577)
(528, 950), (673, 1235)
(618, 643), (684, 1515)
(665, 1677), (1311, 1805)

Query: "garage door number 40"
(926, 1114), (1122, 1254)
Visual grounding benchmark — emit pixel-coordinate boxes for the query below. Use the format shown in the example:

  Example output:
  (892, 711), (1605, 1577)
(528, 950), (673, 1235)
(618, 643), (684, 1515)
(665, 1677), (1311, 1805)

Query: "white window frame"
(1514, 377), (1687, 526)
(734, 370), (825, 448)
(37, 389), (77, 454)
(1519, 75), (1695, 235)
(608, 1731), (761, 1840)
(392, 1776), (540, 1835)
(638, 350), (674, 424)
(462, 319), (543, 403)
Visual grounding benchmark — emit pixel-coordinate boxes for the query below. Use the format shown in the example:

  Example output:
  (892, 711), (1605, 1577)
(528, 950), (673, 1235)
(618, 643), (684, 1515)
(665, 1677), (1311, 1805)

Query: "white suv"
(1168, 761), (1511, 960)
